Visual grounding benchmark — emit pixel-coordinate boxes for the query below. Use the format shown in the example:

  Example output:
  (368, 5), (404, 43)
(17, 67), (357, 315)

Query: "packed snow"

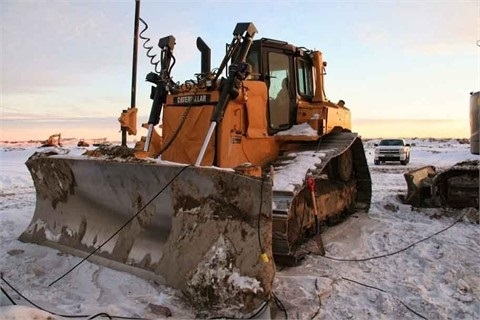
(0, 138), (479, 319)
(275, 123), (318, 137)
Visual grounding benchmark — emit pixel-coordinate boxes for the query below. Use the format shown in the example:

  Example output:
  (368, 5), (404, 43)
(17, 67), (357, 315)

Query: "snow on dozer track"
(271, 131), (372, 264)
(20, 148), (275, 315)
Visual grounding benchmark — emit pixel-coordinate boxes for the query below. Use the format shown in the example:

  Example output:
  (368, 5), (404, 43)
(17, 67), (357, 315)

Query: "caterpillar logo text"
(173, 94), (211, 106)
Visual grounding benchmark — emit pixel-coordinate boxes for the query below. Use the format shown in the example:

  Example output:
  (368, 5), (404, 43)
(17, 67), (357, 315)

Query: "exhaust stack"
(196, 37), (211, 75)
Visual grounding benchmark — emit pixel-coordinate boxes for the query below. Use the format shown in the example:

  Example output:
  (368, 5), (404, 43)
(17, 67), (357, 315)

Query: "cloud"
(0, 0), (207, 119)
(1, 1), (132, 93)
(354, 1), (478, 56)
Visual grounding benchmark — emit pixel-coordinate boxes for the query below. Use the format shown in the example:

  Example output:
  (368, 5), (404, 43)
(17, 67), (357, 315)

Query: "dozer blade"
(401, 165), (436, 207)
(20, 150), (275, 315)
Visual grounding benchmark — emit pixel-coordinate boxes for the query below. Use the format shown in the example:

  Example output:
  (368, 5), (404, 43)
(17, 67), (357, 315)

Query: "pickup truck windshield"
(379, 139), (404, 146)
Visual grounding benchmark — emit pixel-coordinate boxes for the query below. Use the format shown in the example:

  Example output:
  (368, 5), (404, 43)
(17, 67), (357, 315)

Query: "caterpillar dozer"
(20, 21), (371, 316)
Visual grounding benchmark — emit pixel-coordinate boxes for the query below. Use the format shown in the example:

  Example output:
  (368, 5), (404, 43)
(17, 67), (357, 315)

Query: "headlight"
(374, 149), (379, 154)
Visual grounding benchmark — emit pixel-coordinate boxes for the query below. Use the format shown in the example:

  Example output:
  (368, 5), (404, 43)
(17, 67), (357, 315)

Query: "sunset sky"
(1, 0), (479, 141)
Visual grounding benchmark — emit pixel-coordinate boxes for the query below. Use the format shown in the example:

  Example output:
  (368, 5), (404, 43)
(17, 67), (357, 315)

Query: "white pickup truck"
(374, 139), (411, 165)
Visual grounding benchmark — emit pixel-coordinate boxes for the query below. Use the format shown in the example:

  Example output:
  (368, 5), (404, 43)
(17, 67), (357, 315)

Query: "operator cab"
(246, 38), (315, 134)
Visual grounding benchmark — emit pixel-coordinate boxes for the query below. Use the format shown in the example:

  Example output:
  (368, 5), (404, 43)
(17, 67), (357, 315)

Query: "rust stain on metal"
(26, 153), (76, 209)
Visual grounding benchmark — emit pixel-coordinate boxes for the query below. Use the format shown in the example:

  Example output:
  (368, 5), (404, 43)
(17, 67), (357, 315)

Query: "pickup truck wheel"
(403, 154), (411, 165)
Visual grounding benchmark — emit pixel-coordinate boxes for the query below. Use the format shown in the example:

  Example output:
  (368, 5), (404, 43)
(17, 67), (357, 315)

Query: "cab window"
(297, 58), (313, 97)
(268, 52), (290, 129)
(246, 50), (260, 80)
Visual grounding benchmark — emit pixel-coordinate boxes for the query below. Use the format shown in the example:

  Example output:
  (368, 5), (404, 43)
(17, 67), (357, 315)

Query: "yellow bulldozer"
(21, 21), (371, 317)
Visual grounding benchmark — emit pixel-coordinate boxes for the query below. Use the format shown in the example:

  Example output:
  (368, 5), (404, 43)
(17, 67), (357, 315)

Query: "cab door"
(262, 49), (295, 132)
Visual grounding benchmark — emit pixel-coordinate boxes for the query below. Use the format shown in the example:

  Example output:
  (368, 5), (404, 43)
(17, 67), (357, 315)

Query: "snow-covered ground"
(0, 138), (479, 319)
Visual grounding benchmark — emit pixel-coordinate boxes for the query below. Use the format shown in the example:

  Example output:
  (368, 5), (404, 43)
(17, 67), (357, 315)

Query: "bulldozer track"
(270, 131), (372, 264)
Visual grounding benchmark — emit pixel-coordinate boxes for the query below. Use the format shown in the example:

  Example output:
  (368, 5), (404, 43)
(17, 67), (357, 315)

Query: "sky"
(1, 0), (479, 141)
